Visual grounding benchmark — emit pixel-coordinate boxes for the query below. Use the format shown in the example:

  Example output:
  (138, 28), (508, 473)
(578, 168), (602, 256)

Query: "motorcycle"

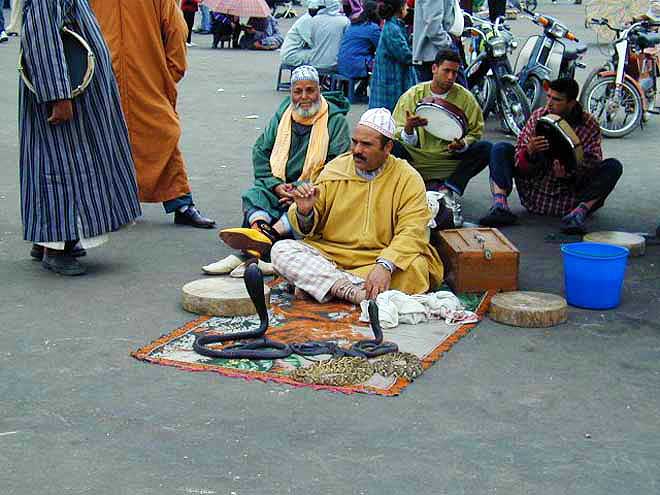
(581, 17), (660, 138)
(463, 14), (531, 136)
(513, 3), (587, 110)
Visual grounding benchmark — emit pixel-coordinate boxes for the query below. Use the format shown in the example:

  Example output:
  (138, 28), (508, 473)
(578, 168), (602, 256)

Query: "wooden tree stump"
(182, 278), (271, 317)
(583, 231), (646, 257)
(489, 291), (568, 328)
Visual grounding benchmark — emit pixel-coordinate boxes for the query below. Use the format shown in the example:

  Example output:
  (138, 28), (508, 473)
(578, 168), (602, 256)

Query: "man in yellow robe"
(270, 108), (444, 304)
(90, 0), (215, 228)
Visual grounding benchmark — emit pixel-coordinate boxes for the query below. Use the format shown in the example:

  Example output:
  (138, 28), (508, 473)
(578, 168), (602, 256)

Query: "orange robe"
(90, 0), (191, 203)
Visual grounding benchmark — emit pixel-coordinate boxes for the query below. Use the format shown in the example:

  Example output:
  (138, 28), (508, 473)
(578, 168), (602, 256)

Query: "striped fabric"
(19, 0), (141, 243)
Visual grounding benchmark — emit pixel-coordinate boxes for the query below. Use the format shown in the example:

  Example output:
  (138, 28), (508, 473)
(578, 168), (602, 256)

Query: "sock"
(330, 279), (367, 305)
(177, 205), (190, 213)
(568, 203), (589, 221)
(492, 193), (510, 210)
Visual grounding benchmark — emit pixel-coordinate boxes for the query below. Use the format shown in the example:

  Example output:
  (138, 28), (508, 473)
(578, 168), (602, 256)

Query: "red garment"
(514, 106), (603, 216)
(181, 0), (199, 12)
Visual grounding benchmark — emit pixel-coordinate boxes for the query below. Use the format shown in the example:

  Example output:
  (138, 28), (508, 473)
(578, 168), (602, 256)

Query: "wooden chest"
(436, 228), (520, 293)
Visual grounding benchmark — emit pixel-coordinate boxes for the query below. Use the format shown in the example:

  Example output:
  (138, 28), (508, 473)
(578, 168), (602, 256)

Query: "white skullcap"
(291, 65), (320, 85)
(359, 108), (395, 139)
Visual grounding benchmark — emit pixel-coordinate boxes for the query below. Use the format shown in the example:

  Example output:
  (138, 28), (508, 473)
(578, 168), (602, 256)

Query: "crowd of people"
(5, 0), (658, 304)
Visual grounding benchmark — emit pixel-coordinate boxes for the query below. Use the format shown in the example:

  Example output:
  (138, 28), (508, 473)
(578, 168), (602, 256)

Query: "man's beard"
(293, 99), (321, 118)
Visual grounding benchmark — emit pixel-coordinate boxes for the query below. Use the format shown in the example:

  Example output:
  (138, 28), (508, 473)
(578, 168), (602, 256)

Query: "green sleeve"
(392, 89), (417, 139)
(326, 116), (351, 162)
(252, 113), (284, 191)
(463, 94), (485, 146)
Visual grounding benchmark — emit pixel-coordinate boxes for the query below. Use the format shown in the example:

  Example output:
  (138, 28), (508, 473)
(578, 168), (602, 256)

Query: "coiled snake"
(193, 262), (399, 360)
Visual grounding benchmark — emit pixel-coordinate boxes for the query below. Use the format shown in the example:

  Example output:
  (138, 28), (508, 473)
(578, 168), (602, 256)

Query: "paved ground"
(1, 3), (659, 494)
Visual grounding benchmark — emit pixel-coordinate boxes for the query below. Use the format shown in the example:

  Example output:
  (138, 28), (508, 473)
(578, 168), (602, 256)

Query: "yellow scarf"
(270, 96), (330, 183)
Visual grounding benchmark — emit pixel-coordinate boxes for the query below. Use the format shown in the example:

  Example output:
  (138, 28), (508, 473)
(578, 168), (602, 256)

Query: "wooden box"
(435, 228), (520, 293)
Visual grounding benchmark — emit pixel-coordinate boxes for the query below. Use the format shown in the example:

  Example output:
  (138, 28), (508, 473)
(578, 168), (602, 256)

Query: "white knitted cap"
(291, 65), (320, 84)
(358, 108), (395, 139)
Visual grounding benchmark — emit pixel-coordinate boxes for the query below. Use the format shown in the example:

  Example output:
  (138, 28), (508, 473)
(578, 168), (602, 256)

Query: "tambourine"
(19, 26), (96, 99)
(415, 96), (469, 141)
(535, 113), (584, 172)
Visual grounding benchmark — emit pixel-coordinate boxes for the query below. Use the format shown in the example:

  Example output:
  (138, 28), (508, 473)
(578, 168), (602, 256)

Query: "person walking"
(91, 0), (216, 228)
(5, 0), (22, 36)
(19, 0), (142, 275)
(181, 0), (199, 47)
(0, 4), (8, 42)
(488, 0), (505, 22)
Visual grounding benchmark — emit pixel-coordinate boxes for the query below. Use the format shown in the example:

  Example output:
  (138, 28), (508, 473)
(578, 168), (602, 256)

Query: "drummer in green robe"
(391, 49), (491, 227)
(204, 66), (351, 276)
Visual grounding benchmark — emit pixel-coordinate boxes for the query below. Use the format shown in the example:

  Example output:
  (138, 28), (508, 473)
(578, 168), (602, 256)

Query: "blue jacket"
(337, 21), (382, 79)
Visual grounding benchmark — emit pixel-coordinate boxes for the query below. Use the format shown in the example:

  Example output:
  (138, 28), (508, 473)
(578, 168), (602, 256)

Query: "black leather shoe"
(31, 243), (87, 260)
(174, 207), (216, 229)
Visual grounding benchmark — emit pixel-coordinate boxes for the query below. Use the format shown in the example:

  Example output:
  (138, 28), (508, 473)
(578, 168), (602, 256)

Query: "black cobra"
(193, 262), (398, 360)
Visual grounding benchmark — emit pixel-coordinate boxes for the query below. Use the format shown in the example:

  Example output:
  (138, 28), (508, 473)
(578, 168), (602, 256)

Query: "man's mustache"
(353, 153), (366, 162)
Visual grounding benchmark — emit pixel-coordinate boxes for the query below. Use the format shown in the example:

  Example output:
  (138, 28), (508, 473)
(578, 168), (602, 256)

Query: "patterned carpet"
(132, 282), (492, 396)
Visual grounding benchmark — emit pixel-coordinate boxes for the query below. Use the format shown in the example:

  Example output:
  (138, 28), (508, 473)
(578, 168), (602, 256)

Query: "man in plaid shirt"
(480, 78), (623, 234)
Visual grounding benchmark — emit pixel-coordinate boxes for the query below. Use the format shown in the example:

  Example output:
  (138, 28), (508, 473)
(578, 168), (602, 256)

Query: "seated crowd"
(206, 62), (625, 305)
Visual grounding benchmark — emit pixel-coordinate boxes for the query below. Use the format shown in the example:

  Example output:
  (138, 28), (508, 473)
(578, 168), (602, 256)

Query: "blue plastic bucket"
(561, 242), (630, 309)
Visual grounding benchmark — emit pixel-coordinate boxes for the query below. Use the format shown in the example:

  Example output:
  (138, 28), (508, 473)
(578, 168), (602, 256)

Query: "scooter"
(463, 14), (531, 136)
(512, 1), (587, 109)
(581, 17), (660, 137)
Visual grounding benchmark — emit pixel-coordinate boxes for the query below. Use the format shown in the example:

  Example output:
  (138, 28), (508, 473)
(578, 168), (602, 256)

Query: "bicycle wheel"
(585, 76), (643, 138)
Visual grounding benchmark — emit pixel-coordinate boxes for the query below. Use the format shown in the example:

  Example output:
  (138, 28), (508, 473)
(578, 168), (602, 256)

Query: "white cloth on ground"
(359, 290), (480, 328)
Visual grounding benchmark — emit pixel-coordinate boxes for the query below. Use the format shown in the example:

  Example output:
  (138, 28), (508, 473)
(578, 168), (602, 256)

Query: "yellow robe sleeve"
(379, 171), (432, 271)
(287, 182), (328, 237)
(161, 0), (188, 84)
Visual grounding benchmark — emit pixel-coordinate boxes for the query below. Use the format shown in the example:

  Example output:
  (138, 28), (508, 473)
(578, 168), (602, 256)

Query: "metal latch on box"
(474, 234), (493, 260)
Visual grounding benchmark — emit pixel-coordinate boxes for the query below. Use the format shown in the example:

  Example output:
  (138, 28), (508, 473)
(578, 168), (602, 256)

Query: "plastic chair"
(276, 63), (298, 91)
(330, 73), (369, 103)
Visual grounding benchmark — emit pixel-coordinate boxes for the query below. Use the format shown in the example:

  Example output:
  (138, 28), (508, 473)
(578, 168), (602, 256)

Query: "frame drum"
(535, 113), (584, 172)
(415, 97), (468, 141)
(19, 26), (96, 99)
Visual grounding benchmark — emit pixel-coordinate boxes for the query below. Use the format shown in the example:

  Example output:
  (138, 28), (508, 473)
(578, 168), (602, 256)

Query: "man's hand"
(552, 159), (567, 178)
(292, 183), (319, 215)
(364, 264), (392, 300)
(447, 138), (466, 153)
(48, 100), (73, 125)
(274, 183), (296, 205)
(404, 110), (428, 135)
(526, 136), (550, 156)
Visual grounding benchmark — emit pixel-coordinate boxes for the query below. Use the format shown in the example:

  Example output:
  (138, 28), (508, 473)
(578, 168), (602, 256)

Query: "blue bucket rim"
(561, 241), (630, 260)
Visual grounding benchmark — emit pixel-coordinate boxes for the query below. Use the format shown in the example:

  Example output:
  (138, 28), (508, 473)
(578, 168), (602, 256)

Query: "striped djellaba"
(19, 0), (141, 243)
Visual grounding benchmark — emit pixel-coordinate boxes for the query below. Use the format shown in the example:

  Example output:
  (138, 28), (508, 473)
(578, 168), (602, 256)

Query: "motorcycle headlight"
(548, 23), (568, 38)
(489, 38), (507, 58)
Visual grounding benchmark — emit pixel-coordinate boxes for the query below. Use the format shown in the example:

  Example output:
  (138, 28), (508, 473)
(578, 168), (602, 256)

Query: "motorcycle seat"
(561, 41), (588, 60)
(637, 32), (660, 49)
